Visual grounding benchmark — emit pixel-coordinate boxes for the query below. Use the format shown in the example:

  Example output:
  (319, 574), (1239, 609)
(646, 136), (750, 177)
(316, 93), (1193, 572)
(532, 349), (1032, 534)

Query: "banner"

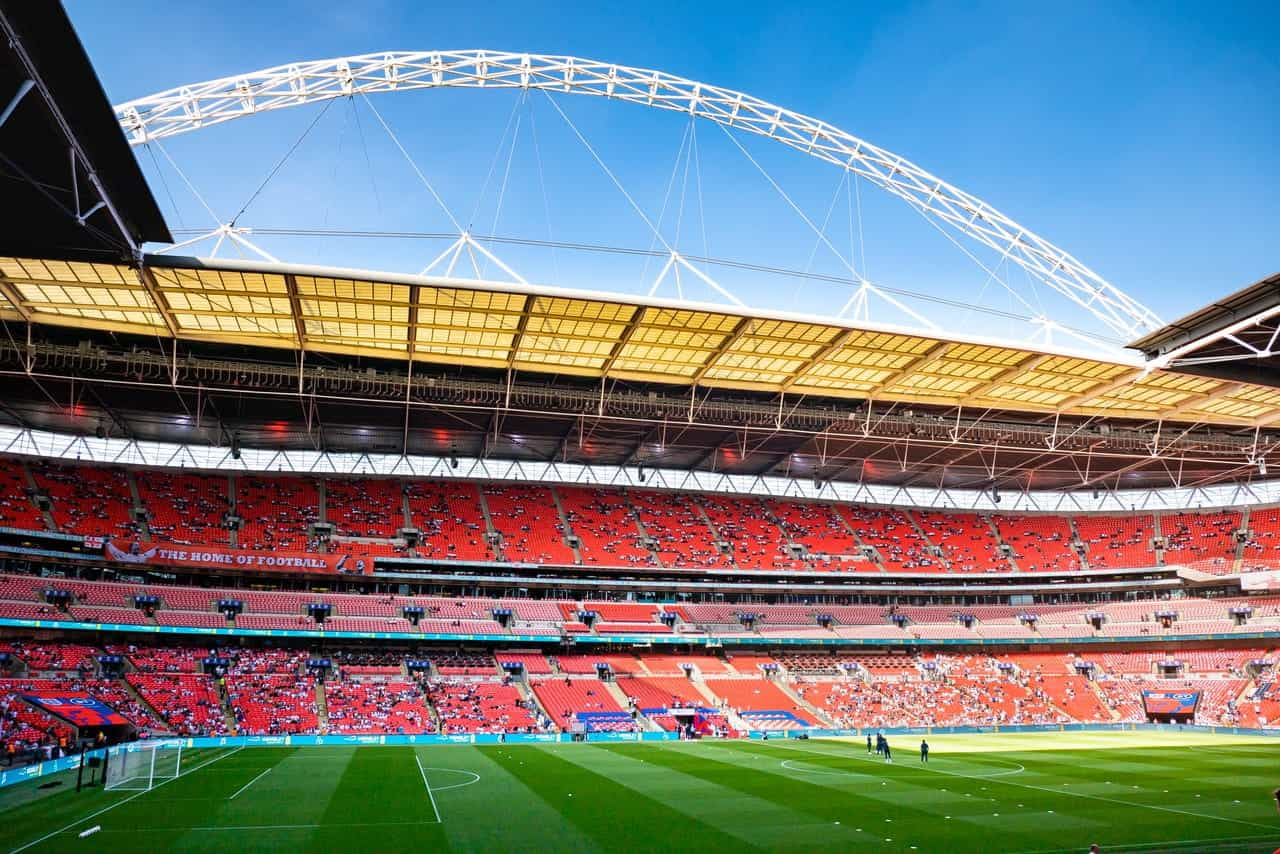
(1141, 691), (1200, 716)
(104, 540), (369, 575)
(1241, 569), (1280, 591)
(21, 694), (130, 727)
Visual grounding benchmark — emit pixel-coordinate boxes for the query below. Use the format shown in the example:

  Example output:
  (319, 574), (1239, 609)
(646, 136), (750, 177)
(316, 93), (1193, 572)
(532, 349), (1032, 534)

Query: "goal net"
(104, 741), (184, 791)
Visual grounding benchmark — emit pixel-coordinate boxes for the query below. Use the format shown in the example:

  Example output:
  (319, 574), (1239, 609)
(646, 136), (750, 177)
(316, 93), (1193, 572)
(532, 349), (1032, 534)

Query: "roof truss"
(2, 254), (1279, 428)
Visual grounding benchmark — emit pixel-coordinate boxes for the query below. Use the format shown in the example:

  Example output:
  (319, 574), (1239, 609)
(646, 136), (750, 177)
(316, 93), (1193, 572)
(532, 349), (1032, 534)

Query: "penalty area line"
(414, 753), (443, 824)
(228, 767), (272, 800)
(8, 746), (244, 854)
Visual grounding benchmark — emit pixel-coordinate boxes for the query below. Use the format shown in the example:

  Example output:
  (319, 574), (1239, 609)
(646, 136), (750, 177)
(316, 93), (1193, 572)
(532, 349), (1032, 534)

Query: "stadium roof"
(1130, 271), (1280, 396)
(0, 2), (170, 259)
(4, 253), (1280, 429)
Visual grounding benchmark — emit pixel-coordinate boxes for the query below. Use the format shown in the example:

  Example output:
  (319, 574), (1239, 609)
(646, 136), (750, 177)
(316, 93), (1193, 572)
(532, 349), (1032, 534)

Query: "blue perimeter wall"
(1, 617), (1274, 647)
(3, 723), (1278, 789)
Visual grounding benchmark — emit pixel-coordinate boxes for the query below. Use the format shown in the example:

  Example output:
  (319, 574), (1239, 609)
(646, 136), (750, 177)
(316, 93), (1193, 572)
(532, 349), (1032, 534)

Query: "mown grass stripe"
(495, 745), (761, 853)
(566, 744), (860, 851)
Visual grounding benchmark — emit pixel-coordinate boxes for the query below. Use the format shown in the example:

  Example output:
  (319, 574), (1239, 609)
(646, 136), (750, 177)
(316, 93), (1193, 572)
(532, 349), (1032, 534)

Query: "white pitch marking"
(228, 767), (272, 800)
(1010, 832), (1280, 854)
(10, 746), (244, 853)
(414, 753), (443, 823)
(421, 767), (481, 791)
(763, 741), (1277, 833)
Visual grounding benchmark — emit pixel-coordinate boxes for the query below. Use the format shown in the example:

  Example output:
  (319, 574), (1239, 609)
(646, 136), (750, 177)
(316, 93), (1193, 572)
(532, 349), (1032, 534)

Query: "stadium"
(0, 3), (1277, 852)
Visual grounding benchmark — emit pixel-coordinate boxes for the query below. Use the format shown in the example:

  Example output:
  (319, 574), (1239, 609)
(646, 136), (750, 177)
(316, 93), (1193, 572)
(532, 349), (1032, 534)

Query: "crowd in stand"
(0, 641), (1274, 760)
(325, 681), (433, 734)
(427, 680), (547, 733)
(0, 457), (1276, 577)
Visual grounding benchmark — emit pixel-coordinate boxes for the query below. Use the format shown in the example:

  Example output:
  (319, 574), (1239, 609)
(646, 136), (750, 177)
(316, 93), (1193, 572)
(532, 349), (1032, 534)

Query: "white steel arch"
(115, 50), (1163, 341)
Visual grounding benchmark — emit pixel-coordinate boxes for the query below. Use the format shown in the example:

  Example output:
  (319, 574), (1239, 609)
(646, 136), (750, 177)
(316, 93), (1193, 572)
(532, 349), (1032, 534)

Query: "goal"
(103, 741), (184, 791)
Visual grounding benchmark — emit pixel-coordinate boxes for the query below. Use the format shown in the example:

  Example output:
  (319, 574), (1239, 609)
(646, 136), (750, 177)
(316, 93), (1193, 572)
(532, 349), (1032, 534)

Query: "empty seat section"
(33, 463), (135, 538)
(841, 506), (940, 572)
(1243, 507), (1280, 567)
(558, 487), (652, 566)
(615, 677), (708, 710)
(6, 643), (98, 671)
(1160, 511), (1241, 567)
(701, 495), (804, 570)
(235, 476), (320, 551)
(0, 460), (44, 531)
(325, 616), (414, 633)
(484, 484), (574, 564)
(703, 678), (818, 727)
(769, 500), (862, 562)
(993, 514), (1079, 572)
(584, 602), (659, 623)
(325, 478), (402, 538)
(1034, 675), (1111, 721)
(554, 653), (640, 675)
(226, 673), (318, 734)
(1075, 514), (1155, 568)
(135, 470), (229, 544)
(914, 511), (1009, 572)
(496, 652), (552, 674)
(324, 681), (433, 733)
(225, 649), (315, 734)
(69, 606), (151, 625)
(113, 645), (207, 673)
(127, 673), (228, 735)
(637, 654), (729, 675)
(530, 679), (633, 732)
(428, 681), (542, 733)
(417, 619), (504, 635)
(405, 481), (491, 561)
(0, 601), (72, 621)
(629, 490), (724, 568)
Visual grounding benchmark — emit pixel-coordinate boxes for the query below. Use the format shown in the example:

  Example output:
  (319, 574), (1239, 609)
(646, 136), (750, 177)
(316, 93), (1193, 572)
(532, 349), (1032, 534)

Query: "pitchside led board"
(1141, 691), (1200, 720)
(20, 694), (130, 728)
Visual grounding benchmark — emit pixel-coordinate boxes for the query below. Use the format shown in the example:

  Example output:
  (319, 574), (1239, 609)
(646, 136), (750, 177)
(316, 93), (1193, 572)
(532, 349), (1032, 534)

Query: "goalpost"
(103, 741), (184, 792)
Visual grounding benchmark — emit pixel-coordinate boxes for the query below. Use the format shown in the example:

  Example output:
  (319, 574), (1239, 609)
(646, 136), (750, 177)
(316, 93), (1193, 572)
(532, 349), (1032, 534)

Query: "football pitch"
(1, 731), (1277, 853)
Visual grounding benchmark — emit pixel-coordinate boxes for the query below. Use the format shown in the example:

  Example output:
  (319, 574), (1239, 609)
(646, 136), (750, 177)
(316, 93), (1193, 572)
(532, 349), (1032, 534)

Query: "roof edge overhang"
(1129, 272), (1280, 358)
(148, 253), (1146, 370)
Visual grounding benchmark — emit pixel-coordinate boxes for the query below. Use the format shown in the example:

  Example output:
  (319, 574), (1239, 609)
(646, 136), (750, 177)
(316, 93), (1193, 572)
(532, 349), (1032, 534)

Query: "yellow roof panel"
(4, 254), (1280, 427)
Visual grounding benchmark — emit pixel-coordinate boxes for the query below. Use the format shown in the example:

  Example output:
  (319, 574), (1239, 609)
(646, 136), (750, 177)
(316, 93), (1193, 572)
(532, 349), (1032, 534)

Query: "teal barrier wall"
(4, 724), (1276, 790)
(0, 731), (678, 789)
(0, 617), (1273, 647)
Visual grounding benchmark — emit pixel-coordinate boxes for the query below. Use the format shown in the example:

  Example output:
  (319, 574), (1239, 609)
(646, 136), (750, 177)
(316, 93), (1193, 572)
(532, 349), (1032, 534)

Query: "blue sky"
(67, 0), (1278, 347)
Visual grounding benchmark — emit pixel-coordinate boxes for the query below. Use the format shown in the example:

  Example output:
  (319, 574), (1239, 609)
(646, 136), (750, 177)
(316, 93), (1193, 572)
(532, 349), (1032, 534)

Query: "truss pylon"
(152, 223), (278, 263)
(418, 232), (527, 284)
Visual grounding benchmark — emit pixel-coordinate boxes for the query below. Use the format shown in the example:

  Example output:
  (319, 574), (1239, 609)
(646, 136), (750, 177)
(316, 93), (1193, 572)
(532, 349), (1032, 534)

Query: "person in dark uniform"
(883, 737), (892, 764)
(920, 739), (929, 763)
(866, 734), (873, 754)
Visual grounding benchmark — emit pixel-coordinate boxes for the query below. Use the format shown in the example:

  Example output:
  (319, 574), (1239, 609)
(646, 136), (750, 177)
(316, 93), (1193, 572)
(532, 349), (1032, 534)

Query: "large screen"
(1141, 691), (1200, 716)
(20, 694), (131, 728)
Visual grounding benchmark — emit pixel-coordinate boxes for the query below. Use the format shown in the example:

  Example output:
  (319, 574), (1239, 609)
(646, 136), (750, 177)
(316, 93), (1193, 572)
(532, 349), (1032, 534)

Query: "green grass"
(1, 732), (1277, 853)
